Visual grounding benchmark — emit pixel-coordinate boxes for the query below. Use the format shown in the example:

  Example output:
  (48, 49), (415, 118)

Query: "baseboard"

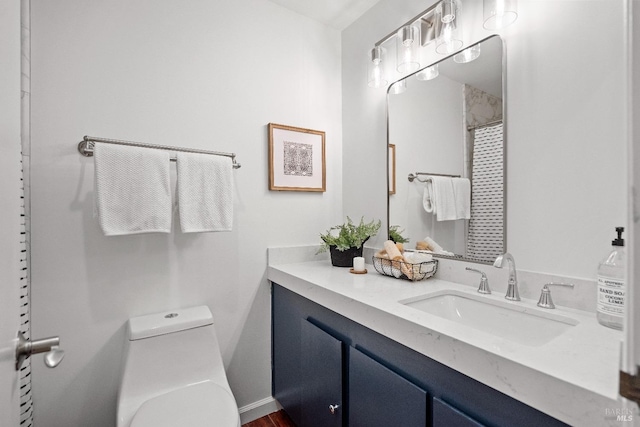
(238, 396), (282, 424)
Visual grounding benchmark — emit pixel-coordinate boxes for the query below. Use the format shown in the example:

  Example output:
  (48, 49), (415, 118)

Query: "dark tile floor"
(242, 410), (296, 427)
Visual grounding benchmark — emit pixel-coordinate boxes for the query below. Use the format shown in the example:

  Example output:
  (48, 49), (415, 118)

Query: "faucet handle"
(466, 267), (491, 294)
(537, 282), (575, 309)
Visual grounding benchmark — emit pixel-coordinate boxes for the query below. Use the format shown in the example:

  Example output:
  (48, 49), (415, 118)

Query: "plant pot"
(329, 245), (364, 267)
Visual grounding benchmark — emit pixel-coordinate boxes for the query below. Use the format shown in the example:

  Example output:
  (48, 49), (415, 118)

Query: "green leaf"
(317, 216), (381, 253)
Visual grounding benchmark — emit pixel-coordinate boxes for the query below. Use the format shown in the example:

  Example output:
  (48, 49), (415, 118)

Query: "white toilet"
(117, 306), (241, 427)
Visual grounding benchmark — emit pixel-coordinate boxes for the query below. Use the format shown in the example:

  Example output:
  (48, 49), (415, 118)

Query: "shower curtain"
(467, 123), (504, 262)
(19, 0), (33, 424)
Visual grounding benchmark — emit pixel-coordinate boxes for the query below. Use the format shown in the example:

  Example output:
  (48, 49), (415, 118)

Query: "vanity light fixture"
(367, 46), (388, 88)
(435, 0), (463, 55)
(453, 44), (481, 63)
(483, 0), (518, 30)
(389, 80), (407, 95)
(368, 0), (503, 88)
(396, 25), (421, 74)
(415, 64), (439, 81)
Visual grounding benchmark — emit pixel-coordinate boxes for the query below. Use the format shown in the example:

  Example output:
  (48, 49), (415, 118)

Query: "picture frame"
(268, 123), (326, 192)
(388, 144), (396, 195)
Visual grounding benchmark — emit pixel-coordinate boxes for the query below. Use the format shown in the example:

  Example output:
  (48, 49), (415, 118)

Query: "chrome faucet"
(493, 253), (520, 301)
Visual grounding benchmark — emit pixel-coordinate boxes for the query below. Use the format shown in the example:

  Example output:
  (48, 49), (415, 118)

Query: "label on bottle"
(597, 275), (625, 316)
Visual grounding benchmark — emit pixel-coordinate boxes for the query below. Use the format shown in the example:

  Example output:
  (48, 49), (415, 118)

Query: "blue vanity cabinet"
(272, 284), (568, 427)
(300, 320), (343, 427)
(432, 398), (485, 427)
(273, 286), (345, 427)
(349, 347), (428, 427)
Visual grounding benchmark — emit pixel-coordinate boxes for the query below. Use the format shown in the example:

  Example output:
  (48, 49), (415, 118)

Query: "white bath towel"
(177, 152), (233, 232)
(94, 144), (172, 236)
(423, 176), (457, 221)
(452, 177), (471, 220)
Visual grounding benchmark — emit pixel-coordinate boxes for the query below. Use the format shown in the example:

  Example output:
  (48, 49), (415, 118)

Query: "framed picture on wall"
(268, 123), (326, 192)
(389, 144), (396, 195)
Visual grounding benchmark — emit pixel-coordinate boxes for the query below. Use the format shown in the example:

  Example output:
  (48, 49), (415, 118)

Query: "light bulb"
(396, 25), (420, 74)
(367, 46), (388, 88)
(389, 80), (407, 95)
(416, 64), (439, 81)
(454, 44), (481, 63)
(435, 21), (462, 55)
(483, 0), (518, 30)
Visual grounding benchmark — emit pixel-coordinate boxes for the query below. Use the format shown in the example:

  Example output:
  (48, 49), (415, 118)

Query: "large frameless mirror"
(387, 35), (505, 264)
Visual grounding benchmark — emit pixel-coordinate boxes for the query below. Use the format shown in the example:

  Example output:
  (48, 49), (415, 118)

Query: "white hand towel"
(94, 144), (172, 236)
(426, 177), (457, 221)
(177, 152), (233, 233)
(452, 177), (471, 220)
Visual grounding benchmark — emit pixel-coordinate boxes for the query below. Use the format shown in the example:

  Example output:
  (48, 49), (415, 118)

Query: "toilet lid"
(131, 381), (239, 427)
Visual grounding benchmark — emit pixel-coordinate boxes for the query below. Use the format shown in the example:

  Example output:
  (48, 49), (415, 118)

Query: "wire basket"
(372, 256), (438, 282)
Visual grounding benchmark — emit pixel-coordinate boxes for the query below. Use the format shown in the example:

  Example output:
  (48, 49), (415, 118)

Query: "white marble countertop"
(267, 250), (624, 427)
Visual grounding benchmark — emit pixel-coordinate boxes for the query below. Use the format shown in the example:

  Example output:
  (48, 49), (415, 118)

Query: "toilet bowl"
(116, 306), (240, 427)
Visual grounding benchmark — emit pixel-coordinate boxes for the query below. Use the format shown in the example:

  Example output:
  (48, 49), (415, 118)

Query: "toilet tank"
(117, 306), (233, 427)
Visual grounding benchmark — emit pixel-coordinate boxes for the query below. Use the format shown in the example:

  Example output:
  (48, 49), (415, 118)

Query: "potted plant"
(389, 225), (410, 244)
(318, 217), (381, 267)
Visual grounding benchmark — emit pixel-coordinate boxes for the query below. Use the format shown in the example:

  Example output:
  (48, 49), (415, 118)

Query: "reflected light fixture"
(435, 0), (463, 55)
(483, 0), (518, 30)
(367, 46), (388, 88)
(453, 44), (481, 63)
(396, 25), (420, 74)
(389, 80), (407, 95)
(415, 64), (439, 81)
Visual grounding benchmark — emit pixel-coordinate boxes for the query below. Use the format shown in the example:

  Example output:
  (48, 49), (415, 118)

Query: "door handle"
(15, 331), (65, 370)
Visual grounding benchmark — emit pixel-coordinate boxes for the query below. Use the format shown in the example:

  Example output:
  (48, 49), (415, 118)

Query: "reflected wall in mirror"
(388, 35), (504, 264)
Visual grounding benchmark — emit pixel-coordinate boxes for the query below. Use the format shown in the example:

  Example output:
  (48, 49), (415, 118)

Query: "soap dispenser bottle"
(596, 227), (625, 330)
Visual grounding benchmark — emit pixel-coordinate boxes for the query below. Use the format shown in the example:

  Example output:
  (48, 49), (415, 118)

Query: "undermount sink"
(400, 290), (579, 347)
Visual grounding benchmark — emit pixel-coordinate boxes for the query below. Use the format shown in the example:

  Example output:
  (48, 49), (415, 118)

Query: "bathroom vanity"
(268, 248), (622, 427)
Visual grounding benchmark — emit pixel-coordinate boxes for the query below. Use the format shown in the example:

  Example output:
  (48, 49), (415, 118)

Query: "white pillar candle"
(353, 257), (365, 272)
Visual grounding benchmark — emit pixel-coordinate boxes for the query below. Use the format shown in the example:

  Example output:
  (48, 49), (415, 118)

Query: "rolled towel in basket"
(383, 240), (403, 261)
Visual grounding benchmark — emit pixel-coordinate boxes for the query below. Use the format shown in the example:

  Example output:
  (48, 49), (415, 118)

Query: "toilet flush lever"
(15, 331), (65, 370)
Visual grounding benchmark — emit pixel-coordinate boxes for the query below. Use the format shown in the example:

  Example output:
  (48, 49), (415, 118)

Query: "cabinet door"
(349, 347), (428, 427)
(432, 397), (485, 427)
(301, 320), (343, 427)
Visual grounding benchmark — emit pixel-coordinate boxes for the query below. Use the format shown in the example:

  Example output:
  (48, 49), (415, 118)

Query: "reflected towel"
(94, 144), (172, 236)
(452, 177), (471, 220)
(177, 153), (233, 232)
(422, 176), (457, 221)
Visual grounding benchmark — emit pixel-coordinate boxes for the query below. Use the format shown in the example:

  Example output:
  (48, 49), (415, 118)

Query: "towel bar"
(408, 172), (461, 183)
(77, 135), (241, 169)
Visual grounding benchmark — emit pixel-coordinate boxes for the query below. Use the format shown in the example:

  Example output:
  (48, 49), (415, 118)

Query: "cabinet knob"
(329, 404), (340, 415)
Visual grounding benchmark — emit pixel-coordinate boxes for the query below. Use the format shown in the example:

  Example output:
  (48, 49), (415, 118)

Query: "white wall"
(344, 0), (627, 280)
(30, 1), (342, 426)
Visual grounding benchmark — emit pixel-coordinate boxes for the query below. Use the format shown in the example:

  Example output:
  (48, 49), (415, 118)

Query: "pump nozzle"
(613, 227), (624, 247)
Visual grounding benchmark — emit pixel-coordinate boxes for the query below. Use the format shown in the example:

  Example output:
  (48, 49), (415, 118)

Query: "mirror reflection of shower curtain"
(467, 123), (504, 262)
